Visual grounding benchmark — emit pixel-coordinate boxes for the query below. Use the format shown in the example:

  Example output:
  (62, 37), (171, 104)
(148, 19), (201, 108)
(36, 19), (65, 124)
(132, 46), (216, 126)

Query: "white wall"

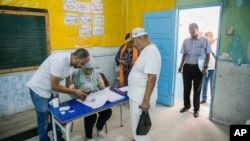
(0, 46), (119, 117)
(212, 62), (250, 125)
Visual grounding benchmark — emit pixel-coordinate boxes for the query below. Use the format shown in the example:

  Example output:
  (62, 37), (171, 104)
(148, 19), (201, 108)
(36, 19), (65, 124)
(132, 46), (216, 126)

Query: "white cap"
(132, 27), (147, 38)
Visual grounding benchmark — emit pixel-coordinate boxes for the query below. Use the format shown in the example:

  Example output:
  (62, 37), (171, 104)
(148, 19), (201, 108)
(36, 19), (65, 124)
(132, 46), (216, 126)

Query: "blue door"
(144, 10), (177, 106)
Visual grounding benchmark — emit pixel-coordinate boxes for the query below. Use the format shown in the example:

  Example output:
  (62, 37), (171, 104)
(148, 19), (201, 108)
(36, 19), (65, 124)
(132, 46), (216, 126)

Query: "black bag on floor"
(136, 110), (152, 135)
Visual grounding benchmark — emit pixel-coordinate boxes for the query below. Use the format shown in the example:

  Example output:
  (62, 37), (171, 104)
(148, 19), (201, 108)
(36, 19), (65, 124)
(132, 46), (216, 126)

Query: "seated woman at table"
(72, 57), (112, 141)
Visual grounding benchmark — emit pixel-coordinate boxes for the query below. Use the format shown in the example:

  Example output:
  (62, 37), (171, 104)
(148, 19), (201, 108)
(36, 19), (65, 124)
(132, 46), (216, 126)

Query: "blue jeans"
(30, 89), (63, 141)
(201, 70), (215, 102)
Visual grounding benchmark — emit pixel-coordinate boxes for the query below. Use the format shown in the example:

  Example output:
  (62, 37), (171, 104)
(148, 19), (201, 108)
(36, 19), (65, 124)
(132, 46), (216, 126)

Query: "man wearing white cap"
(127, 27), (161, 141)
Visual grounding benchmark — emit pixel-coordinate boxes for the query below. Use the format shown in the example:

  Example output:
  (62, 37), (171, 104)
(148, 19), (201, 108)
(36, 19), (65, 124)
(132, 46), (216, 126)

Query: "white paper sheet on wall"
(64, 13), (78, 24)
(93, 25), (103, 35)
(79, 14), (91, 24)
(91, 0), (103, 14)
(78, 2), (91, 13)
(64, 0), (78, 11)
(93, 15), (104, 25)
(79, 26), (91, 36)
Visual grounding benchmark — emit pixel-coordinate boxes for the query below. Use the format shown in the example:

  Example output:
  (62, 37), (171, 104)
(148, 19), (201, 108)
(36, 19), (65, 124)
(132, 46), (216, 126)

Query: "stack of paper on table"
(113, 86), (128, 93)
(76, 87), (125, 109)
(118, 86), (128, 92)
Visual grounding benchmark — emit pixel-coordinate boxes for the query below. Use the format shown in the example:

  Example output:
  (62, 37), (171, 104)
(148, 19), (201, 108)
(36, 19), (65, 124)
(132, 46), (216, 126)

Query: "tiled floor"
(25, 98), (229, 141)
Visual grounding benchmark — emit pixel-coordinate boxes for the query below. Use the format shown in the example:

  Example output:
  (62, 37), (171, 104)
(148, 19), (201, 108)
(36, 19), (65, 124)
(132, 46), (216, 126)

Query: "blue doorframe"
(144, 2), (223, 107)
(177, 2), (223, 119)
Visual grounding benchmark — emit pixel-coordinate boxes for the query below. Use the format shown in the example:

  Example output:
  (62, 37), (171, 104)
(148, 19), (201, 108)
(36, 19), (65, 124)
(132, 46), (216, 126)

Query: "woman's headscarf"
(74, 56), (100, 92)
(82, 56), (95, 70)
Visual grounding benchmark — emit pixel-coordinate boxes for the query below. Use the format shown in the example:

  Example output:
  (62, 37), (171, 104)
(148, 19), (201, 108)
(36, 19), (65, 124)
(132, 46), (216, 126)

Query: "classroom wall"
(0, 47), (118, 117)
(1, 0), (249, 125)
(0, 0), (175, 49)
(0, 0), (125, 117)
(0, 0), (175, 117)
(0, 0), (124, 48)
(125, 0), (175, 32)
(211, 1), (250, 124)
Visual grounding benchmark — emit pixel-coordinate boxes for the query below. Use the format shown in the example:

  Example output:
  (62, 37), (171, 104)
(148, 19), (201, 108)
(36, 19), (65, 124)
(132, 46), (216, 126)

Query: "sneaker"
(97, 130), (105, 138)
(200, 101), (206, 104)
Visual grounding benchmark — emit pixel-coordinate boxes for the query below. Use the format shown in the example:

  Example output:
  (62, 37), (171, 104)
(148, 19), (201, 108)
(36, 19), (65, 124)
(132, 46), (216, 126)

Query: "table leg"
(52, 117), (72, 141)
(120, 104), (123, 127)
(65, 122), (72, 141)
(52, 115), (57, 141)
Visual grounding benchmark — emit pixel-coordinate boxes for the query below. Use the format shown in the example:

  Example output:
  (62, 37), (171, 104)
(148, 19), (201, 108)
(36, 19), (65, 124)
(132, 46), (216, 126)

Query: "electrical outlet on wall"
(227, 26), (234, 35)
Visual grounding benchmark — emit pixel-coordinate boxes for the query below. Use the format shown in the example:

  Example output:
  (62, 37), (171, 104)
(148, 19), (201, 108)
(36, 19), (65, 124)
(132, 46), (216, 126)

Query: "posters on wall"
(64, 13), (78, 24)
(64, 0), (78, 11)
(93, 15), (104, 35)
(79, 26), (91, 36)
(63, 0), (104, 36)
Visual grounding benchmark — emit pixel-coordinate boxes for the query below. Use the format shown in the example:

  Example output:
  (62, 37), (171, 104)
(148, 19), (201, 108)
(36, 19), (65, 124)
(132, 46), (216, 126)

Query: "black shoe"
(54, 138), (66, 141)
(180, 107), (190, 113)
(194, 111), (199, 118)
(200, 101), (206, 104)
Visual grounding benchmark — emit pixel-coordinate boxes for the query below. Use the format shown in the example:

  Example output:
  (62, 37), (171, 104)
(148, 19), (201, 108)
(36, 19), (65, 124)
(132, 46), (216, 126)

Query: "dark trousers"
(84, 108), (112, 138)
(182, 64), (203, 111)
(124, 72), (129, 86)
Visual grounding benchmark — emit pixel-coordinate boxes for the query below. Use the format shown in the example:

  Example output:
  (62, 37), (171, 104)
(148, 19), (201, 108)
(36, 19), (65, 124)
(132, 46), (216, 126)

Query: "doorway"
(175, 5), (222, 118)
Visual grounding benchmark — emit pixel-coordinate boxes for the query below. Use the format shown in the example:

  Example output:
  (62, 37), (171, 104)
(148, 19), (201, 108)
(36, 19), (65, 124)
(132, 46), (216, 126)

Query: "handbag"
(136, 110), (152, 135)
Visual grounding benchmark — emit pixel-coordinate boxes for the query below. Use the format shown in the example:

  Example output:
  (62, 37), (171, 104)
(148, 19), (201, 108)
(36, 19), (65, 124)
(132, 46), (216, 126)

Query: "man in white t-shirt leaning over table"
(27, 48), (90, 141)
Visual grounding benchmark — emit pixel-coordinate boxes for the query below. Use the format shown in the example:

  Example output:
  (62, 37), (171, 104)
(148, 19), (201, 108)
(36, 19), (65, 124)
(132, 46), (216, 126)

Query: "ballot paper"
(117, 86), (128, 92)
(76, 87), (125, 109)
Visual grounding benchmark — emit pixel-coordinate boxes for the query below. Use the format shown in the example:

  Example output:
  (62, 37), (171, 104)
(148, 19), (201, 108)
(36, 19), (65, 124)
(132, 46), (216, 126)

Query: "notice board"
(0, 6), (50, 74)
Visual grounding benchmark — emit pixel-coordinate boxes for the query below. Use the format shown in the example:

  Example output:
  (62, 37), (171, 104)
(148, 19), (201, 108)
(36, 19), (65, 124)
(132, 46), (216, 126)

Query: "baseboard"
(0, 125), (52, 141)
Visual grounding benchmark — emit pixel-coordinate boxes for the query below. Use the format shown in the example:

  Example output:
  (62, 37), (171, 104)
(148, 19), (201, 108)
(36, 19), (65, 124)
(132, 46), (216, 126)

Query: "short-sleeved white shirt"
(128, 44), (161, 103)
(207, 43), (217, 70)
(27, 53), (71, 98)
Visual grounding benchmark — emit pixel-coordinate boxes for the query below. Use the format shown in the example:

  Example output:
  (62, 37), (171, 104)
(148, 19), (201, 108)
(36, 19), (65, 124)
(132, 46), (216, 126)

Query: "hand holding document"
(76, 87), (125, 109)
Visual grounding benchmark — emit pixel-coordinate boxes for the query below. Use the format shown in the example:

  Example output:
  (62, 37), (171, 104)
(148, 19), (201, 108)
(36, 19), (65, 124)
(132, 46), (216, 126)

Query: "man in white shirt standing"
(127, 27), (161, 141)
(27, 48), (90, 141)
(200, 31), (217, 104)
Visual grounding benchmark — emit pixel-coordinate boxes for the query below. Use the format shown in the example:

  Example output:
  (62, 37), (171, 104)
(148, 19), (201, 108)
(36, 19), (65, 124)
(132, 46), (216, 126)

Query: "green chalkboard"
(0, 6), (49, 73)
